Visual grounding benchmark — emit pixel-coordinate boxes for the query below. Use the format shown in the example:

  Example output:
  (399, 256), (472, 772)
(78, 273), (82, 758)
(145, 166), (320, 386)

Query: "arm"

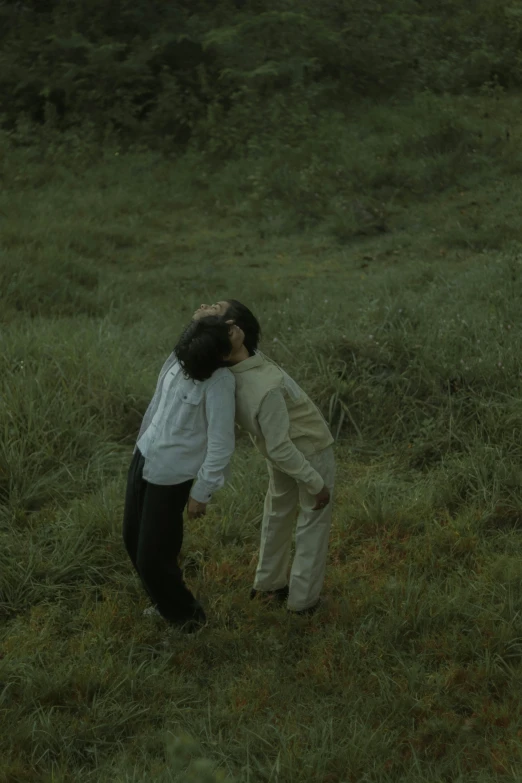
(190, 373), (236, 505)
(135, 353), (179, 448)
(257, 389), (325, 495)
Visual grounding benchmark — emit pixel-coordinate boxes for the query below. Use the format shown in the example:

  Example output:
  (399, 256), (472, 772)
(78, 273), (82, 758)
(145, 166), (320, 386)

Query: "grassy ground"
(1, 92), (522, 782)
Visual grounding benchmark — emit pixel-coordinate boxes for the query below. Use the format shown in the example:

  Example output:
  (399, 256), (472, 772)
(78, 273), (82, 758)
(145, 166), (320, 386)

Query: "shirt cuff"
(190, 479), (214, 504)
(307, 471), (325, 495)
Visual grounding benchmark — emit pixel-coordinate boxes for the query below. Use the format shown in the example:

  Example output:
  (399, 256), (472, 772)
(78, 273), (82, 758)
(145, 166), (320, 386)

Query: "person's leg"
(253, 461), (299, 592)
(136, 479), (204, 624)
(287, 447), (336, 612)
(122, 449), (147, 573)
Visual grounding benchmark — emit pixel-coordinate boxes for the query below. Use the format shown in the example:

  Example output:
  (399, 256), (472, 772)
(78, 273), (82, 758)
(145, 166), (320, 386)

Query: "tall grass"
(1, 93), (522, 781)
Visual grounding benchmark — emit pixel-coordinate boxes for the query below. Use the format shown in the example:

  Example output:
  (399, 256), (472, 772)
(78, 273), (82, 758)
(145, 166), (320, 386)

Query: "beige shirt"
(230, 352), (334, 494)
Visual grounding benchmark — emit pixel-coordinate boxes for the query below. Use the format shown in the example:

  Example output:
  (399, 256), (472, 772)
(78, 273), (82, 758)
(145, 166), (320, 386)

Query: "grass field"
(1, 92), (522, 782)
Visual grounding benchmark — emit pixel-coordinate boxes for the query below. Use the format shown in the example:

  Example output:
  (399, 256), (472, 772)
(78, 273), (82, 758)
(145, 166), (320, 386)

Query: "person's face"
(192, 301), (229, 321)
(191, 301), (244, 358)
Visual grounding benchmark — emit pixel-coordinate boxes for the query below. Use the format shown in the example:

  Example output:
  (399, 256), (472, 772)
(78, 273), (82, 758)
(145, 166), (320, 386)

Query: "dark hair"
(174, 316), (232, 382)
(222, 299), (261, 355)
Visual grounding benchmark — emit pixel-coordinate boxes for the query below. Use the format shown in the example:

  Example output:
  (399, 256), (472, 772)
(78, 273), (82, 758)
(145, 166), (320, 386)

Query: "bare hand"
(313, 485), (331, 511)
(187, 497), (207, 520)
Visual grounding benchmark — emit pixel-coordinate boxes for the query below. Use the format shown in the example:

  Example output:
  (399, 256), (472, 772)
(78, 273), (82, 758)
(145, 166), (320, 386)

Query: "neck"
(228, 345), (251, 365)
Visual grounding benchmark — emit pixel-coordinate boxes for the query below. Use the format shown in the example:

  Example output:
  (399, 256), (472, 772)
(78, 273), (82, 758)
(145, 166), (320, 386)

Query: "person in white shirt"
(122, 316), (240, 633)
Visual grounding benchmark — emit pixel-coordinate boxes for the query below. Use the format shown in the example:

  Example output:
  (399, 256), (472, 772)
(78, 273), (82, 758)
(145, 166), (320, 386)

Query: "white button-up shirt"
(135, 353), (235, 503)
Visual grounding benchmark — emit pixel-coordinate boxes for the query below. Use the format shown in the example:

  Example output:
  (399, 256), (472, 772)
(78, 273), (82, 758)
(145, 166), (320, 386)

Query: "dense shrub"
(2, 0), (522, 152)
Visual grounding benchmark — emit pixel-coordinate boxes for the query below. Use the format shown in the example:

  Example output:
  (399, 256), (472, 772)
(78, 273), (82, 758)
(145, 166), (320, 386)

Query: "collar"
(229, 351), (264, 374)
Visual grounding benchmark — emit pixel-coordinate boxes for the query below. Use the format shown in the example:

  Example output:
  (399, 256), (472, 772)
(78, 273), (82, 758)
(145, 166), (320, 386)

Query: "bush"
(2, 0), (522, 152)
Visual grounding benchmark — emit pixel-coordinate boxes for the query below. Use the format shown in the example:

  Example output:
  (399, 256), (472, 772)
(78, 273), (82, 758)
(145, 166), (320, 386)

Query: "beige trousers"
(253, 446), (336, 612)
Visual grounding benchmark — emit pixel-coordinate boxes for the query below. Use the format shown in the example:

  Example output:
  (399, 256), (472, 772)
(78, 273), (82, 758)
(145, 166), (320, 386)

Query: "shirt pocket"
(172, 386), (204, 433)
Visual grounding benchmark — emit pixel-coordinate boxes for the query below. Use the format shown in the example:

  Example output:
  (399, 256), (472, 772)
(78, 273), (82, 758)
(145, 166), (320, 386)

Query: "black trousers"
(122, 448), (203, 624)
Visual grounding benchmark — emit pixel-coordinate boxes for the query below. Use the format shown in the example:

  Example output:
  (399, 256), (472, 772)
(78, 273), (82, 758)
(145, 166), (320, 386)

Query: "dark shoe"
(250, 585), (289, 603)
(287, 599), (321, 617)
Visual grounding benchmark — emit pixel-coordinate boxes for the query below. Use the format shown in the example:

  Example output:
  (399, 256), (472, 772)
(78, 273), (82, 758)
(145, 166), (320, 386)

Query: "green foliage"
(3, 0), (522, 152)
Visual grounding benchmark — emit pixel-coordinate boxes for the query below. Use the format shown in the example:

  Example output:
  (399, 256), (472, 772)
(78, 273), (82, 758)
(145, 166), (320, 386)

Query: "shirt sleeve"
(256, 388), (324, 495)
(190, 372), (236, 503)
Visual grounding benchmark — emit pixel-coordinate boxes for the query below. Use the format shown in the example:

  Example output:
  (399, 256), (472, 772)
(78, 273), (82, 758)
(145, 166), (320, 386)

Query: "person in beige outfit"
(193, 300), (335, 615)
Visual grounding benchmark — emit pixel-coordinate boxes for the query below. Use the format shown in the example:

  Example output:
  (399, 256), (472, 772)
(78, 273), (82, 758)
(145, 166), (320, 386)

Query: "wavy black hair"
(222, 299), (261, 355)
(174, 316), (232, 382)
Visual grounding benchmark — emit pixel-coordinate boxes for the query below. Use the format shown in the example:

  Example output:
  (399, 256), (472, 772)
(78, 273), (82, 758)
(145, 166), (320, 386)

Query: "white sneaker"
(143, 605), (161, 617)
